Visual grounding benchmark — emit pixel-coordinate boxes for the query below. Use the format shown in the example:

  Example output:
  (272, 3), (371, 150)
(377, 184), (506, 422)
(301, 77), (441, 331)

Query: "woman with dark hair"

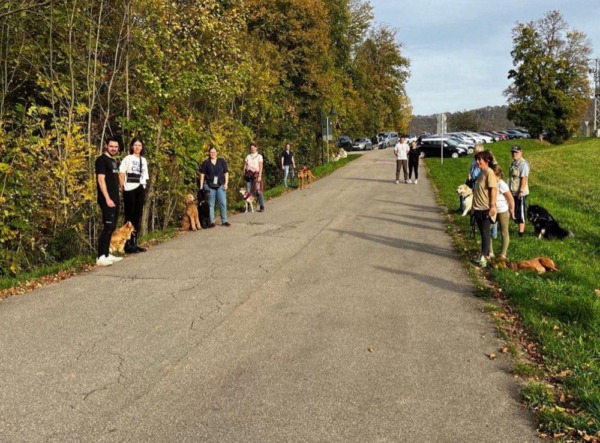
(471, 150), (497, 267)
(199, 146), (230, 227)
(119, 137), (149, 252)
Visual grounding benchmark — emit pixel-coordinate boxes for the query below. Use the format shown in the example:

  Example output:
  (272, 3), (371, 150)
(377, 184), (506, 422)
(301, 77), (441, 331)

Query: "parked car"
(352, 137), (373, 151)
(337, 135), (353, 150)
(479, 131), (500, 142)
(421, 135), (472, 154)
(377, 131), (399, 148)
(417, 138), (467, 158)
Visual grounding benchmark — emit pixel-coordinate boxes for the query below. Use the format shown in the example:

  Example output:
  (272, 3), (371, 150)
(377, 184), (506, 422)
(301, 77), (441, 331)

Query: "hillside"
(409, 105), (514, 134)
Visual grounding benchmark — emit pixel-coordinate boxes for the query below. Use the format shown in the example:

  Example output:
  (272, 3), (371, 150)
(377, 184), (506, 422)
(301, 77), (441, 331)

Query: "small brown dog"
(239, 188), (255, 213)
(494, 256), (559, 274)
(298, 165), (314, 190)
(182, 194), (201, 231)
(110, 221), (135, 254)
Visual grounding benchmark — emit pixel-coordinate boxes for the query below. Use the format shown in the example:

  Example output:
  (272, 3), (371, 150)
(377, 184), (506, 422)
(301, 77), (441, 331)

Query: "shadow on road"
(337, 177), (393, 183)
(329, 229), (457, 260)
(359, 214), (444, 233)
(374, 199), (442, 213)
(380, 212), (443, 224)
(374, 266), (472, 295)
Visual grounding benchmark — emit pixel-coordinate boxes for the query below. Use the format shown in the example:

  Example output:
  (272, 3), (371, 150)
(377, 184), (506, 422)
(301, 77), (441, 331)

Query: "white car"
(465, 131), (492, 143)
(422, 136), (472, 154)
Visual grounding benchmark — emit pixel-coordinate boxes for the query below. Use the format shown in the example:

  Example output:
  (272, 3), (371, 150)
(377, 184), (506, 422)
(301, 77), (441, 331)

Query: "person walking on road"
(280, 143), (296, 188)
(472, 150), (497, 268)
(119, 137), (149, 253)
(243, 143), (265, 212)
(393, 135), (410, 184)
(95, 137), (123, 266)
(509, 145), (530, 237)
(407, 141), (420, 184)
(199, 147), (230, 227)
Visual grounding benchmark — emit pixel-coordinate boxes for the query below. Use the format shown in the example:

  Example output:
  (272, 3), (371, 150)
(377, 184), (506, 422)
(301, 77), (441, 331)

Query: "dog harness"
(242, 192), (252, 201)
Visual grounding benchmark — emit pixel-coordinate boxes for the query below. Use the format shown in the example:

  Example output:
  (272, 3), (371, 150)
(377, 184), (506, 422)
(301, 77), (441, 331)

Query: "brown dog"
(110, 221), (135, 254)
(182, 194), (201, 231)
(493, 256), (559, 274)
(298, 165), (314, 190)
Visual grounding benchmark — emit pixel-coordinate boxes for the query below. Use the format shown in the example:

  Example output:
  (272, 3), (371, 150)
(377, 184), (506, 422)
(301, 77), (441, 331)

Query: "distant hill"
(409, 106), (514, 135)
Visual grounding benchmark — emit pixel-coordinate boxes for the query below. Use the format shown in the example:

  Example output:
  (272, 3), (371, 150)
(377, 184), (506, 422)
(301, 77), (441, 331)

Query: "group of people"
(393, 135), (421, 184)
(468, 144), (530, 268)
(95, 139), (299, 266)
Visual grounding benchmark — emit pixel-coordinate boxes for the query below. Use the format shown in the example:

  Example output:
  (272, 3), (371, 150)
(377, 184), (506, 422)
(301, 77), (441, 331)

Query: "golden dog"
(493, 256), (559, 274)
(456, 184), (473, 216)
(110, 221), (135, 254)
(239, 188), (255, 213)
(182, 194), (201, 231)
(298, 165), (314, 190)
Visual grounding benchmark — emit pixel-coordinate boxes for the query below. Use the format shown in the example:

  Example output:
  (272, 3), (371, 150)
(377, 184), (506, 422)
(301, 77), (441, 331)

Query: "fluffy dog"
(493, 256), (559, 275)
(239, 188), (255, 213)
(182, 194), (201, 231)
(197, 189), (211, 229)
(527, 205), (573, 240)
(456, 184), (473, 216)
(298, 165), (314, 190)
(110, 221), (135, 254)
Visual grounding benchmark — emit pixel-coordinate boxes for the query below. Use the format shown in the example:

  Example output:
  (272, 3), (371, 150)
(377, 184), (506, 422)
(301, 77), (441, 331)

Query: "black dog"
(197, 189), (211, 229)
(527, 205), (573, 240)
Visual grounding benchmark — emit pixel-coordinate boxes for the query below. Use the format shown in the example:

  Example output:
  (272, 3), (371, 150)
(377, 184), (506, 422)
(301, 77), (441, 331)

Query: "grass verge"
(425, 138), (600, 440)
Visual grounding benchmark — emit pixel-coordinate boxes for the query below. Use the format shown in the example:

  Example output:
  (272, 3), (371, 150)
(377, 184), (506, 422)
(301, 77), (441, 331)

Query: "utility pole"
(591, 58), (600, 137)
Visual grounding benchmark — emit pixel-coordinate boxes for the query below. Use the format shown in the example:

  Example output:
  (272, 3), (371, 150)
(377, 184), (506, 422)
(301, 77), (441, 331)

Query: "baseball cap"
(511, 145), (522, 153)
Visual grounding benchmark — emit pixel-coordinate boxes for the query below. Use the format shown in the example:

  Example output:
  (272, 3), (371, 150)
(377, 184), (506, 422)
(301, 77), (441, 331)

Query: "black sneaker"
(208, 223), (216, 228)
(222, 222), (231, 227)
(517, 232), (524, 238)
(258, 206), (264, 213)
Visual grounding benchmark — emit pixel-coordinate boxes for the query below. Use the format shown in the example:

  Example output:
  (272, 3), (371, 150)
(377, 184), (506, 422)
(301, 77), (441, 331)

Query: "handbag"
(244, 170), (259, 182)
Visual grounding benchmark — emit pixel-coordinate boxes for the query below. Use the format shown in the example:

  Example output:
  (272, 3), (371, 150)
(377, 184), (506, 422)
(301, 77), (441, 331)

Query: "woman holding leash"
(199, 147), (230, 227)
(119, 137), (149, 253)
(472, 150), (497, 268)
(243, 143), (265, 212)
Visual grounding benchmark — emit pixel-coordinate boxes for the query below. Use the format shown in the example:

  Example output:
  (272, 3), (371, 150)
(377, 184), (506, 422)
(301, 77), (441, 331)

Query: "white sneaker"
(406, 179), (412, 184)
(414, 179), (418, 184)
(107, 254), (123, 263)
(395, 180), (399, 184)
(96, 255), (113, 267)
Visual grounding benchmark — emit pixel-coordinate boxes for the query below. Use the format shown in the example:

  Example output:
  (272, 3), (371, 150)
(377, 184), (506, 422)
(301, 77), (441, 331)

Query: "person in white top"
(393, 136), (410, 183)
(491, 165), (515, 259)
(243, 143), (265, 212)
(119, 137), (150, 253)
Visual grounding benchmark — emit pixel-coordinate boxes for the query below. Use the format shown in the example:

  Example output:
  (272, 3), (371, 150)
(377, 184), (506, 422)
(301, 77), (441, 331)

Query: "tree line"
(0, 0), (411, 276)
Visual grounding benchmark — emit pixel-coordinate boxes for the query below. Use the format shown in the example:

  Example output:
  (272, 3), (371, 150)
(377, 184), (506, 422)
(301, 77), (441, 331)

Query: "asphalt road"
(0, 149), (537, 442)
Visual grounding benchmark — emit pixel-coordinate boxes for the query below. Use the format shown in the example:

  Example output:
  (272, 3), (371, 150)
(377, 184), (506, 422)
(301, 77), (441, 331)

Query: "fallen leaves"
(367, 347), (375, 353)
(488, 353), (496, 360)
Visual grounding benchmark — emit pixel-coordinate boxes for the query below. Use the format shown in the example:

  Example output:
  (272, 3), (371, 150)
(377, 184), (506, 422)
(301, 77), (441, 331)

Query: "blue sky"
(368, 0), (600, 116)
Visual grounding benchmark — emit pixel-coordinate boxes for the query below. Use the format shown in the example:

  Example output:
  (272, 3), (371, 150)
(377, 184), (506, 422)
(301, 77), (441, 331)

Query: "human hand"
(107, 198), (116, 208)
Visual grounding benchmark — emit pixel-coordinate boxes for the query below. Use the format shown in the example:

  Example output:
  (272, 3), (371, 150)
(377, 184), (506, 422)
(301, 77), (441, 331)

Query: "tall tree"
(505, 10), (592, 144)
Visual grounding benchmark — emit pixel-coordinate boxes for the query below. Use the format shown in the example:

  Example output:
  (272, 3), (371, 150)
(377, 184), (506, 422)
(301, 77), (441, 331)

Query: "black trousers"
(98, 201), (119, 258)
(123, 185), (146, 232)
(474, 209), (492, 257)
(408, 158), (419, 179)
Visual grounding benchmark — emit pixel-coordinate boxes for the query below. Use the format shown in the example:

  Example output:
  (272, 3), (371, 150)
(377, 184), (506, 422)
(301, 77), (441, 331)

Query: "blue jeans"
(246, 180), (264, 207)
(204, 184), (227, 224)
(283, 165), (294, 187)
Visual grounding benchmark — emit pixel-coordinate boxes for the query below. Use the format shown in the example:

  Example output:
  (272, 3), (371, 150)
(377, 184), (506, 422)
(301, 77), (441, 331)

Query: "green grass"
(425, 138), (600, 435)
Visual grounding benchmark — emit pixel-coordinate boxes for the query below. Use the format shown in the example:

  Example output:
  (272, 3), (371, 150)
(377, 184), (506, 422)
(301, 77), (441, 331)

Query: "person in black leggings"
(119, 137), (149, 253)
(407, 141), (420, 184)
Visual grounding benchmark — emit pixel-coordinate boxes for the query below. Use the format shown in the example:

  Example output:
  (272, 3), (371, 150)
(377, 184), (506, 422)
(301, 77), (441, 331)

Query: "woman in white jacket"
(119, 137), (149, 253)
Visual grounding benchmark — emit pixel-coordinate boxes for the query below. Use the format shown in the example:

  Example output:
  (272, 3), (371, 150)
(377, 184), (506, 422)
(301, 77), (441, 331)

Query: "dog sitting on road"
(527, 205), (573, 240)
(110, 221), (135, 254)
(197, 189), (211, 229)
(182, 194), (201, 231)
(239, 188), (255, 213)
(456, 184), (473, 216)
(493, 256), (559, 274)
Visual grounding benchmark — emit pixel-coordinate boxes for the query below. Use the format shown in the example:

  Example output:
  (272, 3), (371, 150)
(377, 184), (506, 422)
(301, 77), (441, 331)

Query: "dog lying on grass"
(527, 205), (573, 240)
(239, 188), (255, 213)
(182, 194), (201, 231)
(110, 221), (135, 254)
(493, 256), (559, 274)
(456, 184), (473, 216)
